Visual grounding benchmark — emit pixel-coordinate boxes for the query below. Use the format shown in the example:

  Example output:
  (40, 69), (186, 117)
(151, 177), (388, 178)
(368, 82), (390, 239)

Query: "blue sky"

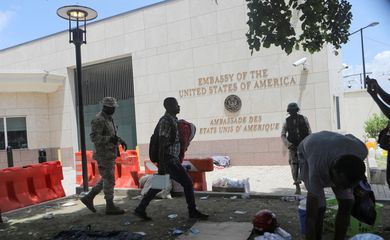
(0, 0), (389, 90)
(0, 0), (164, 49)
(342, 0), (390, 90)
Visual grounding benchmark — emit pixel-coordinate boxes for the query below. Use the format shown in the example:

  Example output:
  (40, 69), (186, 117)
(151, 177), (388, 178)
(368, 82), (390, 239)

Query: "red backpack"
(178, 120), (196, 163)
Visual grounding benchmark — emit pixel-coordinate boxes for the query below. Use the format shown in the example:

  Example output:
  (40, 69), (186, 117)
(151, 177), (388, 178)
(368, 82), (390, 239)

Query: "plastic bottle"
(368, 147), (375, 158)
(375, 146), (382, 159)
(275, 227), (292, 240)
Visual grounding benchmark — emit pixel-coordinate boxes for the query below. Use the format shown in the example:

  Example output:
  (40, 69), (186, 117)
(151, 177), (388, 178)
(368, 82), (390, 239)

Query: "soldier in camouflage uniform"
(281, 102), (311, 195)
(80, 97), (127, 215)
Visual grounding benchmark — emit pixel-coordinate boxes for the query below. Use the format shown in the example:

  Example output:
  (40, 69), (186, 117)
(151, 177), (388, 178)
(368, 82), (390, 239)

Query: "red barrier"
(188, 172), (207, 191)
(115, 152), (139, 188)
(88, 160), (102, 186)
(144, 159), (158, 174)
(182, 158), (214, 172)
(0, 169), (23, 212)
(123, 151), (140, 172)
(11, 166), (40, 207)
(29, 164), (57, 202)
(75, 151), (94, 185)
(0, 161), (65, 213)
(142, 159), (209, 191)
(44, 161), (65, 198)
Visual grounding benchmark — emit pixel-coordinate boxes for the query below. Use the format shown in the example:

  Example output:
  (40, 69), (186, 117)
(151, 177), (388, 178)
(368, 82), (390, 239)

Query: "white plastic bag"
(350, 233), (384, 240)
(139, 175), (172, 199)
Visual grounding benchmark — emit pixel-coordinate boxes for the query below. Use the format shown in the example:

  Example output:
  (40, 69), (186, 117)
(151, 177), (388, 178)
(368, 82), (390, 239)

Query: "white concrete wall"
(0, 93), (49, 149)
(342, 89), (381, 140)
(0, 0), (343, 162)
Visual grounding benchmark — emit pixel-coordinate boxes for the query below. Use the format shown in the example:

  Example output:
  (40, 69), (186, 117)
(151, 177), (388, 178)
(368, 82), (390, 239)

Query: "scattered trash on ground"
(131, 195), (142, 200)
(212, 155), (231, 168)
(230, 196), (238, 200)
(43, 213), (54, 220)
(170, 228), (183, 236)
(281, 196), (303, 201)
(168, 214), (178, 219)
(123, 219), (131, 225)
(212, 177), (249, 189)
(241, 193), (250, 199)
(274, 227), (291, 239)
(134, 232), (146, 236)
(254, 232), (284, 240)
(234, 210), (247, 214)
(350, 233), (384, 240)
(1, 216), (9, 223)
(189, 228), (200, 235)
(61, 201), (77, 207)
(200, 196), (209, 200)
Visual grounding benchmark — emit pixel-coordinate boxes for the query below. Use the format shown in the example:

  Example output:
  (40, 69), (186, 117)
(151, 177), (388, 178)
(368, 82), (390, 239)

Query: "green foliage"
(364, 113), (388, 139)
(246, 0), (352, 55)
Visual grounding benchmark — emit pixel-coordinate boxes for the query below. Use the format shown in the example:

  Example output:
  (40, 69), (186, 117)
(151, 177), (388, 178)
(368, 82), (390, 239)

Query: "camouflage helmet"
(287, 102), (299, 112)
(102, 97), (118, 107)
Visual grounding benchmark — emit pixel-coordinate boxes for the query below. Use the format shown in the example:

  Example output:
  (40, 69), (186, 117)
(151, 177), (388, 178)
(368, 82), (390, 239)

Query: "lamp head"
(57, 5), (97, 21)
(368, 22), (379, 27)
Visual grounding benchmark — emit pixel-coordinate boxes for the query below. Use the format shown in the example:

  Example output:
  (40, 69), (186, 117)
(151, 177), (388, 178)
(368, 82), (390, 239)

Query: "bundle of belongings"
(139, 174), (172, 199)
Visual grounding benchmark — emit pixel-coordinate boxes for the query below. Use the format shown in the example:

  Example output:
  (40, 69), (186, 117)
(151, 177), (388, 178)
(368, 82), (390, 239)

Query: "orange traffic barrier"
(75, 151), (94, 185)
(44, 161), (65, 198)
(86, 160), (102, 186)
(144, 159), (158, 174)
(182, 158), (214, 172)
(125, 150), (140, 172)
(188, 172), (207, 191)
(0, 161), (65, 213)
(11, 166), (40, 207)
(0, 169), (23, 212)
(115, 151), (139, 188)
(75, 151), (104, 187)
(29, 164), (57, 202)
(142, 158), (209, 191)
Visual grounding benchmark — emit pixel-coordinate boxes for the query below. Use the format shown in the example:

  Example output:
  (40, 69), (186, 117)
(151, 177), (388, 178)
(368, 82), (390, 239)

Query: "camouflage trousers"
(90, 158), (116, 200)
(288, 149), (301, 184)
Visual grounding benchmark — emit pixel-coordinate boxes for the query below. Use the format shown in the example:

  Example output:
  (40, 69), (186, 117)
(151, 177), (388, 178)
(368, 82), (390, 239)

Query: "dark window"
(0, 120), (4, 150)
(6, 117), (28, 149)
(74, 57), (137, 150)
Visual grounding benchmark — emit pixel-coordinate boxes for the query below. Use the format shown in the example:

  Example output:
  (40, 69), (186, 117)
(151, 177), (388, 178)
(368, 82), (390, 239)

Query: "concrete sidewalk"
(62, 165), (303, 197)
(62, 165), (390, 200)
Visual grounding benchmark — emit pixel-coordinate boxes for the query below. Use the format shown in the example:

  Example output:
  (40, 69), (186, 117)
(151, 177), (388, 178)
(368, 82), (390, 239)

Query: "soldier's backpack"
(149, 116), (176, 163)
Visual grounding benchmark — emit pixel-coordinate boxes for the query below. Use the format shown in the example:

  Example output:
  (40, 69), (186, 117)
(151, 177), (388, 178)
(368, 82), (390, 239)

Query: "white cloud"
(0, 10), (15, 32)
(368, 51), (390, 80)
(343, 50), (390, 89)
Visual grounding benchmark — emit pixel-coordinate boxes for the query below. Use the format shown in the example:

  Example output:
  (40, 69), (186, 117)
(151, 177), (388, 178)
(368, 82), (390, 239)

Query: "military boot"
(105, 199), (125, 215)
(80, 189), (99, 213)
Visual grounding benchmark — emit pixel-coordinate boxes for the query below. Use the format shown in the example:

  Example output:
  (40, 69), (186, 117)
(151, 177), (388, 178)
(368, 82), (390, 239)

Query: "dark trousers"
(387, 154), (390, 188)
(137, 162), (196, 212)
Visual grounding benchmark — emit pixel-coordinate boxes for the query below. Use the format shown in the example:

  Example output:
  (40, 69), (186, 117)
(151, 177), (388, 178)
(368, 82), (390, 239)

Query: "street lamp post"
(57, 6), (97, 193)
(348, 22), (379, 89)
(343, 72), (373, 89)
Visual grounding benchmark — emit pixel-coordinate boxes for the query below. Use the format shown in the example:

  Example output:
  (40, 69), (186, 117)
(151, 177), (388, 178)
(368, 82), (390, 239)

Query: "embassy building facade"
(0, 0), (352, 168)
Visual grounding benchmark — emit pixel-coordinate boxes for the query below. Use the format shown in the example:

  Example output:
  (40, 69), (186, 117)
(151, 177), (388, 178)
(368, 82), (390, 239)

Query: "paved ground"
(63, 165), (301, 196)
(62, 165), (390, 200)
(2, 166), (390, 240)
